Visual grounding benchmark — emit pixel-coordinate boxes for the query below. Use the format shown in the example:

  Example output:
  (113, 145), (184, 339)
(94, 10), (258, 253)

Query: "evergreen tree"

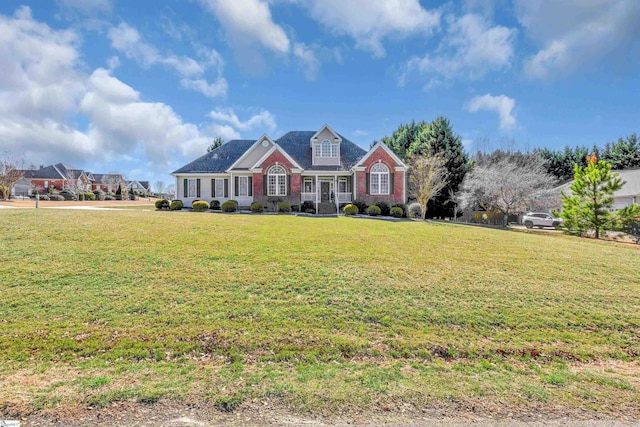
(207, 137), (224, 153)
(556, 154), (639, 239)
(601, 133), (640, 169)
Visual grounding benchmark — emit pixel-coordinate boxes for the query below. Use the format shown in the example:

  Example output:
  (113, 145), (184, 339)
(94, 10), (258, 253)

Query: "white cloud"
(56, 0), (112, 13)
(293, 43), (320, 81)
(209, 108), (277, 134)
(353, 129), (368, 137)
(402, 13), (516, 86)
(107, 22), (227, 97)
(301, 0), (440, 58)
(466, 94), (516, 130)
(516, 0), (640, 79)
(209, 124), (241, 141)
(198, 0), (290, 53)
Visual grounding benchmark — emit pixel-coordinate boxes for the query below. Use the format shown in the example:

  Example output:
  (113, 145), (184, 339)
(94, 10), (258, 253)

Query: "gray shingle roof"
(172, 140), (256, 174)
(554, 168), (640, 198)
(172, 132), (368, 174)
(23, 165), (65, 179)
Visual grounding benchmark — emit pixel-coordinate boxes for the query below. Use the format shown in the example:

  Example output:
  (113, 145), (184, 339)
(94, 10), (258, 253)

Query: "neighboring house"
(11, 177), (34, 197)
(91, 173), (125, 192)
(554, 168), (640, 211)
(22, 163), (91, 191)
(125, 180), (150, 194)
(172, 124), (408, 211)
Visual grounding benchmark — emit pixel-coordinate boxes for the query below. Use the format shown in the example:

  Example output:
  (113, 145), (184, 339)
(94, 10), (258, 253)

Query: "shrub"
(301, 201), (316, 214)
(49, 194), (65, 201)
(392, 203), (406, 217)
(93, 190), (105, 200)
(408, 202), (422, 219)
(155, 199), (169, 209)
(129, 192), (137, 200)
(352, 199), (368, 214)
(375, 201), (390, 216)
(367, 205), (381, 216)
(78, 192), (85, 201)
(39, 195), (50, 201)
(169, 200), (184, 210)
(221, 200), (237, 212)
(291, 205), (299, 212)
(60, 190), (78, 201)
(210, 200), (221, 210)
(390, 206), (404, 218)
(250, 202), (263, 213)
(84, 192), (96, 201)
(278, 203), (291, 213)
(192, 200), (209, 211)
(104, 195), (115, 201)
(343, 204), (358, 216)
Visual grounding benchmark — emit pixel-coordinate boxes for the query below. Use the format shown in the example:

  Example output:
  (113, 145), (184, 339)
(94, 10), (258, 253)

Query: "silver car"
(522, 212), (563, 229)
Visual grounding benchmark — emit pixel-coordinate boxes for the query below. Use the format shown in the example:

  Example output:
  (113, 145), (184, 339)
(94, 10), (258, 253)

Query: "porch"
(300, 175), (353, 204)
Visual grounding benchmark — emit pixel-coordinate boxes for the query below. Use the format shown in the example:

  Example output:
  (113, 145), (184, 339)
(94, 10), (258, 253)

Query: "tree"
(382, 117), (469, 217)
(0, 155), (25, 200)
(207, 137), (224, 152)
(408, 153), (448, 220)
(154, 180), (166, 194)
(556, 154), (639, 239)
(459, 154), (557, 226)
(601, 133), (640, 169)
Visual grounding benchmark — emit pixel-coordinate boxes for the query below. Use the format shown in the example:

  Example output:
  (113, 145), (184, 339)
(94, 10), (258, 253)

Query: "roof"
(23, 164), (65, 179)
(555, 168), (640, 198)
(172, 140), (256, 174)
(92, 173), (124, 183)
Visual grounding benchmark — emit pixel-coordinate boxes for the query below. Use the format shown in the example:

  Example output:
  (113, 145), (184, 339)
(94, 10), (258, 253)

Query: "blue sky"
(1, 0), (639, 189)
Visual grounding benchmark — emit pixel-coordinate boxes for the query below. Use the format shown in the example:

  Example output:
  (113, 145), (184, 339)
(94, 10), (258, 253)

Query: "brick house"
(171, 124), (408, 212)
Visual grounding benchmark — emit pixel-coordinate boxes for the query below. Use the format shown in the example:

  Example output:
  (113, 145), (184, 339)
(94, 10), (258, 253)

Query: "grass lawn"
(1, 210), (639, 418)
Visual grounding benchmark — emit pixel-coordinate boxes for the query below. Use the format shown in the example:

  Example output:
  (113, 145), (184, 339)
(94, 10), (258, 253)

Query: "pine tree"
(556, 154), (633, 239)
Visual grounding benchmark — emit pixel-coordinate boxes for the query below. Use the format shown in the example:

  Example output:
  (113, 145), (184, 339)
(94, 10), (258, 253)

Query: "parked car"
(522, 212), (563, 229)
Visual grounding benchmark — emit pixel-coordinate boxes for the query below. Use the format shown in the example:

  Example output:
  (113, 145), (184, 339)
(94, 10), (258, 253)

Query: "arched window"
(370, 163), (389, 194)
(321, 139), (332, 157)
(267, 165), (287, 196)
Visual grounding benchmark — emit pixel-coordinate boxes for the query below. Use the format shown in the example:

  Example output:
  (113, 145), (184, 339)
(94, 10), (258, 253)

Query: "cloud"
(466, 94), (516, 130)
(198, 0), (290, 53)
(515, 0), (640, 79)
(107, 22), (227, 97)
(401, 13), (515, 87)
(301, 0), (440, 58)
(56, 0), (112, 14)
(353, 129), (368, 137)
(293, 43), (320, 81)
(209, 108), (277, 134)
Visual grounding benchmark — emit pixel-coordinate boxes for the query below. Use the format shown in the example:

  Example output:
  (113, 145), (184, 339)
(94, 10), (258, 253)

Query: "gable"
(355, 142), (407, 169)
(229, 135), (275, 170)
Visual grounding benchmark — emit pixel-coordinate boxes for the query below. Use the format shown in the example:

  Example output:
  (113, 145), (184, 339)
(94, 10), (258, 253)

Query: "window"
(304, 177), (313, 193)
(238, 176), (248, 197)
(338, 177), (348, 193)
(321, 139), (331, 157)
(185, 178), (199, 198)
(370, 163), (389, 194)
(315, 139), (338, 158)
(215, 179), (225, 198)
(267, 165), (287, 196)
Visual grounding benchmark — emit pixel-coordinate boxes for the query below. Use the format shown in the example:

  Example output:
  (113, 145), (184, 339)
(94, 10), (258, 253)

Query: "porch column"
(335, 175), (338, 213)
(315, 175), (318, 215)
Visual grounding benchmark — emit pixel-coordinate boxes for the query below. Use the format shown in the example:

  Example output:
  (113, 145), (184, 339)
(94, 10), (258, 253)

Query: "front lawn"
(1, 210), (638, 418)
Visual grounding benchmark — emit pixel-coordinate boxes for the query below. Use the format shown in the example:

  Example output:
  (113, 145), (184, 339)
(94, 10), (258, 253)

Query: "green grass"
(1, 210), (639, 416)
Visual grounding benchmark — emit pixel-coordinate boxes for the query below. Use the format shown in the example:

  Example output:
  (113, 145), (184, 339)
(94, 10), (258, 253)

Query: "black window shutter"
(196, 179), (201, 198)
(224, 178), (229, 198)
(234, 176), (239, 197)
(365, 173), (370, 194)
(183, 179), (187, 197)
(286, 175), (290, 195)
(211, 179), (215, 197)
(390, 172), (394, 194)
(248, 176), (253, 196)
(263, 175), (267, 195)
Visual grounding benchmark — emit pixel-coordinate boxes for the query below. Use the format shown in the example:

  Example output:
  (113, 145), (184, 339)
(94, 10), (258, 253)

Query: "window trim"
(370, 163), (390, 195)
(238, 176), (249, 197)
(267, 165), (287, 196)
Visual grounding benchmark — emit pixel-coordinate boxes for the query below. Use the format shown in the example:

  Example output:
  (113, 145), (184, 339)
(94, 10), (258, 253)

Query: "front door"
(321, 181), (331, 202)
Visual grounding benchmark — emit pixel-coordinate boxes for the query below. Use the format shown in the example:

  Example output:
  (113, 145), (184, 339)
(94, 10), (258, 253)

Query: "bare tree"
(103, 174), (125, 193)
(166, 183), (176, 199)
(154, 180), (166, 194)
(459, 155), (557, 226)
(63, 169), (85, 192)
(409, 153), (449, 220)
(0, 155), (25, 200)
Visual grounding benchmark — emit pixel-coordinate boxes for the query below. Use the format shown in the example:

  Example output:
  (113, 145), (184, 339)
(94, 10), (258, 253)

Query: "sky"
(1, 0), (639, 189)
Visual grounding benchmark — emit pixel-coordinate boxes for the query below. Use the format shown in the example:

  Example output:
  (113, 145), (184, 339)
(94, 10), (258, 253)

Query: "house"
(91, 173), (125, 192)
(554, 168), (640, 211)
(171, 124), (408, 211)
(125, 180), (151, 194)
(23, 163), (91, 191)
(11, 177), (34, 197)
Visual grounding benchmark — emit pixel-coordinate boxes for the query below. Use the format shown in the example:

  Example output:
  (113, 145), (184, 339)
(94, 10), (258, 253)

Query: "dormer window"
(316, 139), (338, 158)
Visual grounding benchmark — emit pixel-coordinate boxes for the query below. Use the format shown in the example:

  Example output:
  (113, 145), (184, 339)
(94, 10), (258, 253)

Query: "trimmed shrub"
(104, 195), (115, 201)
(78, 192), (85, 201)
(352, 199), (368, 214)
(250, 202), (263, 213)
(390, 206), (404, 218)
(375, 201), (390, 216)
(155, 199), (169, 209)
(301, 201), (315, 214)
(60, 190), (78, 201)
(392, 203), (407, 217)
(367, 205), (381, 216)
(192, 200), (209, 211)
(408, 202), (422, 219)
(39, 195), (50, 201)
(84, 192), (96, 201)
(210, 200), (221, 210)
(278, 203), (291, 213)
(49, 194), (65, 201)
(291, 205), (300, 212)
(343, 204), (358, 216)
(221, 200), (238, 212)
(169, 200), (184, 210)
(93, 190), (105, 200)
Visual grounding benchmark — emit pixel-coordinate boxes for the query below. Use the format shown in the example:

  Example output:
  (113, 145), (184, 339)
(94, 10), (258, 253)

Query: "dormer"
(311, 124), (341, 166)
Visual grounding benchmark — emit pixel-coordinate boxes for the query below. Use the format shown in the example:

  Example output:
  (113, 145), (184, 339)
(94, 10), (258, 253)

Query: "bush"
(84, 192), (96, 201)
(278, 203), (291, 213)
(392, 203), (406, 218)
(390, 206), (404, 218)
(291, 205), (299, 212)
(39, 195), (50, 201)
(169, 200), (184, 210)
(60, 190), (78, 201)
(192, 200), (209, 211)
(221, 200), (238, 212)
(375, 201), (390, 216)
(49, 194), (65, 201)
(624, 221), (640, 244)
(210, 200), (221, 210)
(78, 192), (85, 201)
(250, 202), (263, 213)
(301, 201), (315, 214)
(104, 194), (115, 201)
(129, 192), (137, 200)
(352, 199), (368, 214)
(408, 202), (422, 219)
(343, 204), (358, 216)
(367, 205), (381, 216)
(93, 190), (105, 200)
(155, 199), (169, 209)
